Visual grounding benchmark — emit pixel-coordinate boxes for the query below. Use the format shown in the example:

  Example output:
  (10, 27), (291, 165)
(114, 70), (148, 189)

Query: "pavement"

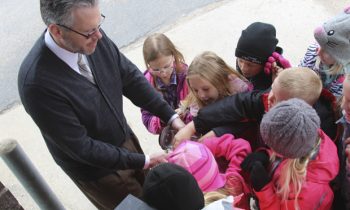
(0, 0), (348, 209)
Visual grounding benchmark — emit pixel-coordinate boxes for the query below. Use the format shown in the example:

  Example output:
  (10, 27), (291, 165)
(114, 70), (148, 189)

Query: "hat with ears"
(167, 140), (225, 192)
(314, 6), (350, 66)
(260, 98), (321, 158)
(235, 22), (279, 65)
(143, 163), (204, 210)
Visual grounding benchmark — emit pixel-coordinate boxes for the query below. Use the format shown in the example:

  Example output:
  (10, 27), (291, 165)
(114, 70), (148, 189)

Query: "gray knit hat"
(260, 98), (320, 158)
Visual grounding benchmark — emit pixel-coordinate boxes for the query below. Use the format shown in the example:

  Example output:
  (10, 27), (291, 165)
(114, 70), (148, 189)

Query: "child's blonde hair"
(143, 33), (185, 74)
(184, 51), (246, 108)
(315, 57), (343, 75)
(277, 67), (322, 105)
(271, 138), (321, 210)
(203, 187), (230, 206)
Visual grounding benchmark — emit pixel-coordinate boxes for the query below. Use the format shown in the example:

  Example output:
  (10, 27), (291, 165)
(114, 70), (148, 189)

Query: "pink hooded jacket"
(255, 130), (339, 210)
(202, 134), (252, 194)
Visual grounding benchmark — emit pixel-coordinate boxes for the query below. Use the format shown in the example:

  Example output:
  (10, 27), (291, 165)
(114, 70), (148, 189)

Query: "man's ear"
(48, 24), (63, 39)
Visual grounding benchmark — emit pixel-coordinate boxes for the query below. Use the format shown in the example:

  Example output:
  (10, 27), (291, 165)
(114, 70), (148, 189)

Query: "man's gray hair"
(40, 0), (98, 26)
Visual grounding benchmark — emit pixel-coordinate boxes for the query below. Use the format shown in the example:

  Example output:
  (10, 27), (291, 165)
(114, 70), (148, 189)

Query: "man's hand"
(171, 117), (185, 131)
(147, 152), (168, 169)
(172, 121), (196, 148)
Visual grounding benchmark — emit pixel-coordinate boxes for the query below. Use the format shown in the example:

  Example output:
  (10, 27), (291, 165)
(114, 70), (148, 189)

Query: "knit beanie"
(314, 6), (350, 66)
(260, 98), (320, 158)
(167, 141), (225, 192)
(235, 22), (279, 65)
(143, 163), (204, 210)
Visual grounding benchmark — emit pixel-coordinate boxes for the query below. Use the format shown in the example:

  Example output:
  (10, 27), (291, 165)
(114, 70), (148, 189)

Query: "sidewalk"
(0, 0), (347, 209)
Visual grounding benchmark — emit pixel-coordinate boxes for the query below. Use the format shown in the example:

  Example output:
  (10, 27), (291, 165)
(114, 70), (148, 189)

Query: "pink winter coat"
(255, 129), (339, 210)
(141, 65), (189, 134)
(202, 134), (252, 193)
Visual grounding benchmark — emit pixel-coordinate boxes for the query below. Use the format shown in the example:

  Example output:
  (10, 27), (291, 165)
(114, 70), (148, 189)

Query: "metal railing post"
(0, 139), (65, 210)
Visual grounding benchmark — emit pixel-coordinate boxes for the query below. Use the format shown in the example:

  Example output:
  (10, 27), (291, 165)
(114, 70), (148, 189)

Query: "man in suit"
(18, 0), (184, 209)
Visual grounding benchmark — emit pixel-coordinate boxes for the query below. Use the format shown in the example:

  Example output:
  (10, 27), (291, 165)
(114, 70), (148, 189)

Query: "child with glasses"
(141, 33), (189, 134)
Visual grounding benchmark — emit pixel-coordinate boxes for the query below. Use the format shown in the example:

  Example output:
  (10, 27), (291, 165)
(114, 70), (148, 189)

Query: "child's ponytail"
(275, 137), (321, 210)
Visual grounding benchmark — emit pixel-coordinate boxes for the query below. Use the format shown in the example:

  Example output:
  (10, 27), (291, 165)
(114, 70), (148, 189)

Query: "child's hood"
(314, 5), (350, 68)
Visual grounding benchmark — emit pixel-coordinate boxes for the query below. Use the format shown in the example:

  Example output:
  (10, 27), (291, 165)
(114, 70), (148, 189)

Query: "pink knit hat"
(167, 141), (225, 192)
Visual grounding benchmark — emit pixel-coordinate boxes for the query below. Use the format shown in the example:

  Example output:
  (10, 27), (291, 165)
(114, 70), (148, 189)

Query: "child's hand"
(240, 151), (269, 172)
(172, 122), (196, 148)
(250, 162), (270, 191)
(227, 75), (250, 94)
(175, 108), (184, 119)
(264, 52), (291, 75)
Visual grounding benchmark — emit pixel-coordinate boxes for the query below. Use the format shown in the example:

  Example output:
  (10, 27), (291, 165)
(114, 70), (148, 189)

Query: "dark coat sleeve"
(193, 91), (266, 135)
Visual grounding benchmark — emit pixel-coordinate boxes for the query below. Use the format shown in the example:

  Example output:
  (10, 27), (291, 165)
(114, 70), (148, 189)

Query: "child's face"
(148, 55), (174, 83)
(188, 75), (219, 106)
(237, 58), (263, 78)
(342, 79), (350, 122)
(268, 77), (289, 109)
(317, 47), (336, 66)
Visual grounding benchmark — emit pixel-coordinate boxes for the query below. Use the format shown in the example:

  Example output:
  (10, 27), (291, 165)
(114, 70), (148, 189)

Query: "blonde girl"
(141, 33), (189, 134)
(179, 51), (251, 123)
(242, 98), (339, 210)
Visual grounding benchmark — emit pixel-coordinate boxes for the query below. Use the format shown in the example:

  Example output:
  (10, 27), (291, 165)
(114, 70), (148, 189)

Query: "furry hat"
(314, 6), (350, 66)
(235, 22), (279, 65)
(167, 141), (225, 192)
(143, 163), (204, 210)
(260, 98), (320, 158)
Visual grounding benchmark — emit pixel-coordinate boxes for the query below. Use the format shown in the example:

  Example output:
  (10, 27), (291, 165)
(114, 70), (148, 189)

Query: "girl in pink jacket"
(241, 98), (339, 210)
(167, 134), (251, 205)
(141, 33), (189, 134)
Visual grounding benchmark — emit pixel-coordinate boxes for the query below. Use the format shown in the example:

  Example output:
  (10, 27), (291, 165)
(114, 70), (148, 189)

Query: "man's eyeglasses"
(57, 14), (105, 39)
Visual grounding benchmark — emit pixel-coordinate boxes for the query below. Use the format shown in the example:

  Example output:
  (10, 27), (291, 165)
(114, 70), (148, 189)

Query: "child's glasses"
(149, 57), (175, 74)
(150, 65), (174, 74)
